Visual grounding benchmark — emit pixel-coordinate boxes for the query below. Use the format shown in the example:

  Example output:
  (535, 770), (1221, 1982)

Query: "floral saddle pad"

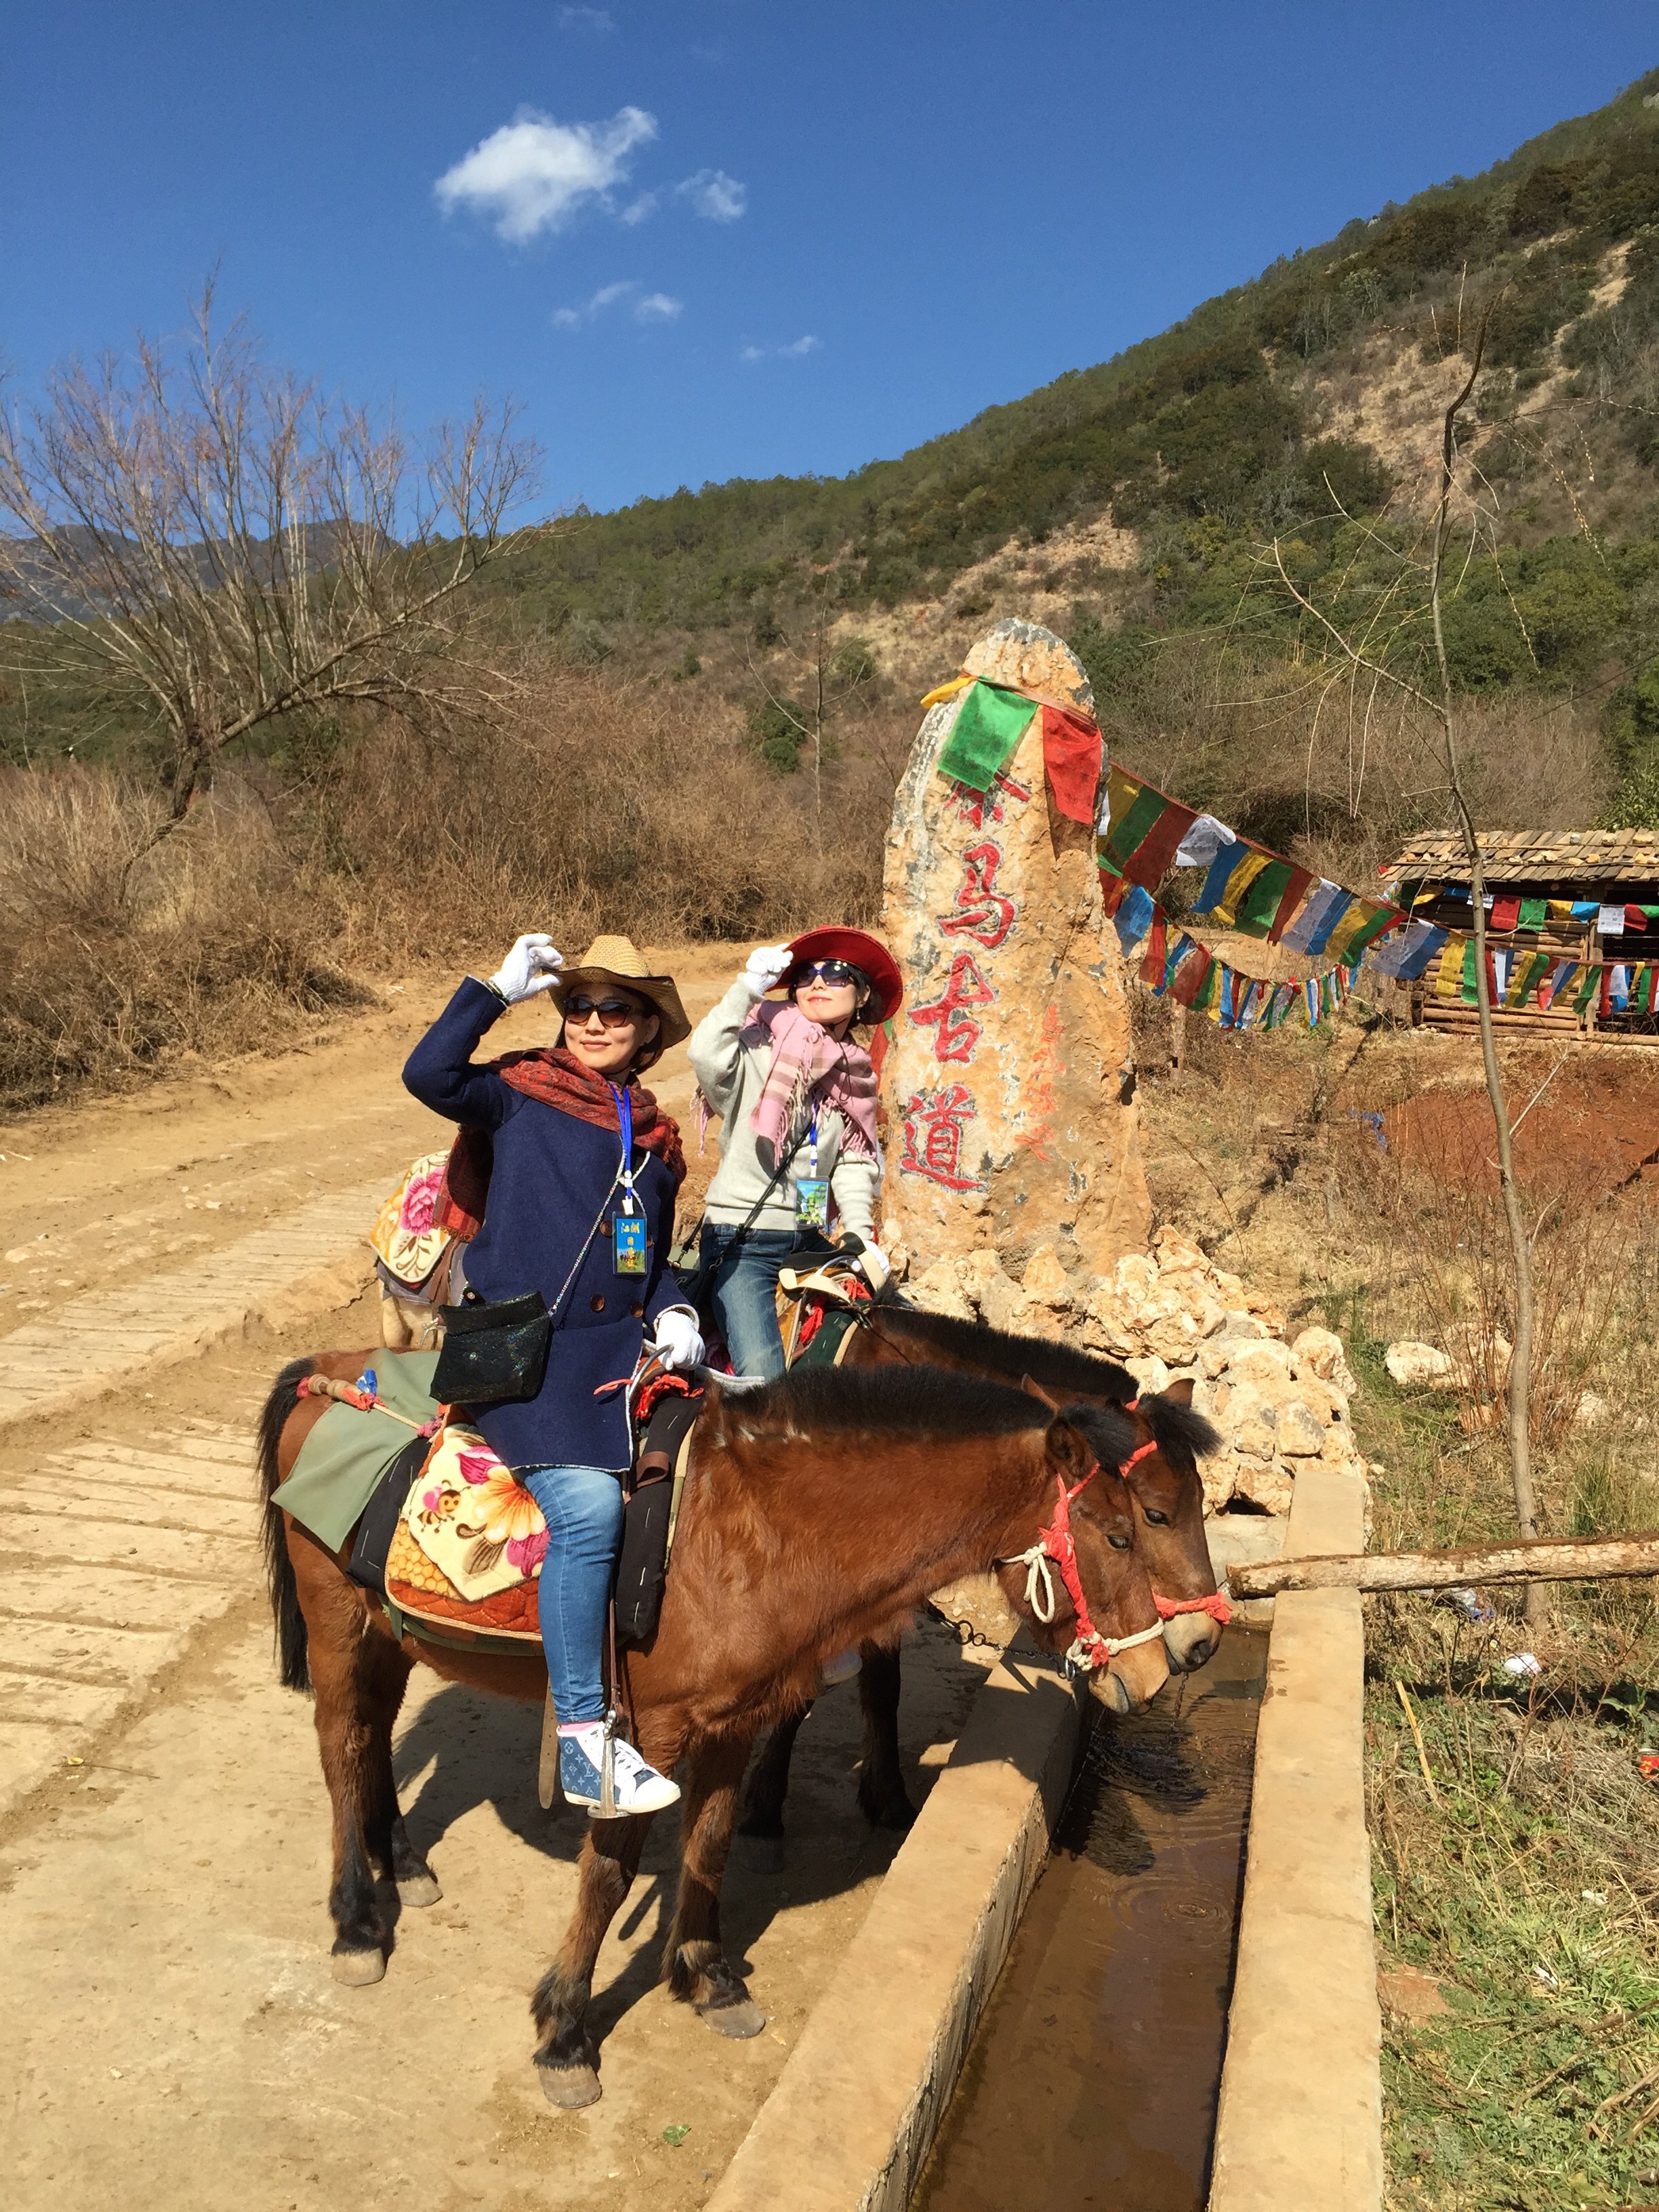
(386, 1426), (547, 1642)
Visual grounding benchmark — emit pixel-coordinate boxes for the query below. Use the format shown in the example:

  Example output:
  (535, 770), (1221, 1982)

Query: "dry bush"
(326, 664), (888, 964)
(0, 764), (361, 1108)
(0, 661), (895, 1111)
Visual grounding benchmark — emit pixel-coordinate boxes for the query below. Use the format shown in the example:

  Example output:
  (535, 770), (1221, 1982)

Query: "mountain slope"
(496, 66), (1659, 649)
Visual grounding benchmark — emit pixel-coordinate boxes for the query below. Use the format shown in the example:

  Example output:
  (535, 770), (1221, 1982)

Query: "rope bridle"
(998, 1454), (1167, 1675)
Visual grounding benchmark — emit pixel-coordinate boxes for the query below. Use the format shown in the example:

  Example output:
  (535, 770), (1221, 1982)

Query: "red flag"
(1141, 912), (1167, 987)
(1168, 943), (1214, 1008)
(1490, 895), (1521, 933)
(1040, 705), (1103, 826)
(1267, 867), (1315, 943)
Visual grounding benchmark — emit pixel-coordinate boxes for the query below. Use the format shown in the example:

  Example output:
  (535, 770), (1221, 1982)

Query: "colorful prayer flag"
(1099, 768), (1200, 891)
(1038, 704), (1103, 826)
(935, 681), (1038, 793)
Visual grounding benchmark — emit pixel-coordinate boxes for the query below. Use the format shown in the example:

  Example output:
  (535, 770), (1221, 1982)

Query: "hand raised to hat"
(741, 944), (794, 999)
(489, 933), (565, 1004)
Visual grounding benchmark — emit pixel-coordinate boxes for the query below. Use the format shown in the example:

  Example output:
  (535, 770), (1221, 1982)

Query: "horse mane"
(724, 1360), (1142, 1469)
(878, 1301), (1137, 1401)
(1138, 1393), (1221, 1469)
(878, 1300), (1221, 1466)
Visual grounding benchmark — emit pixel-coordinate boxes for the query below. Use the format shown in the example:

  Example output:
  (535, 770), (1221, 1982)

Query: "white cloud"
(552, 281), (682, 329)
(740, 335), (821, 362)
(435, 106), (656, 244)
(676, 168), (747, 222)
(620, 191), (659, 226)
(558, 5), (615, 30)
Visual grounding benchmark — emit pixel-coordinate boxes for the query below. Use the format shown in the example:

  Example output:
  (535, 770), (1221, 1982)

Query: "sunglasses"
(565, 995), (646, 1027)
(794, 960), (863, 987)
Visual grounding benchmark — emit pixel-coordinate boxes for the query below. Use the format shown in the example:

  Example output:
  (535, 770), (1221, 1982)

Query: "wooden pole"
(1228, 1534), (1659, 1601)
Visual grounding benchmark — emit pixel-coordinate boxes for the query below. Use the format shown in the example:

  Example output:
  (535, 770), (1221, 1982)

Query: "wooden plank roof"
(1385, 830), (1659, 884)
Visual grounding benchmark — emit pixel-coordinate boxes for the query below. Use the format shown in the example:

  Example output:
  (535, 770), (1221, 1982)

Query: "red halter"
(1002, 1461), (1166, 1673)
(1122, 1403), (1233, 1627)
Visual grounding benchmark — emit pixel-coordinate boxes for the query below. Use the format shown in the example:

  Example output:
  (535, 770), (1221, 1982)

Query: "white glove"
(854, 1240), (891, 1292)
(652, 1306), (705, 1371)
(741, 944), (794, 1000)
(489, 933), (564, 1004)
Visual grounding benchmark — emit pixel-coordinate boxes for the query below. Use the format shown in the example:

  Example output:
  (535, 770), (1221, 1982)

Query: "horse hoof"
(859, 1791), (918, 1833)
(539, 2064), (602, 2108)
(699, 1997), (766, 2040)
(732, 1832), (785, 1875)
(331, 1946), (386, 1986)
(397, 1872), (443, 1907)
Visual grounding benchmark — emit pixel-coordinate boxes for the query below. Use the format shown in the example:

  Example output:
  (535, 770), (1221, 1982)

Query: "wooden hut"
(1382, 830), (1659, 1040)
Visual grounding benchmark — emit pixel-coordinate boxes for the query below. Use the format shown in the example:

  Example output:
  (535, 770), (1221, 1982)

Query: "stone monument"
(878, 617), (1151, 1292)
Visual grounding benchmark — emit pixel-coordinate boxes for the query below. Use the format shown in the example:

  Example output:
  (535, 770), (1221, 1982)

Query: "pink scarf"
(745, 1000), (879, 1162)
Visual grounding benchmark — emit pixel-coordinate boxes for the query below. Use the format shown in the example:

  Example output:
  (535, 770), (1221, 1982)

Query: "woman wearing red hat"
(688, 926), (903, 1379)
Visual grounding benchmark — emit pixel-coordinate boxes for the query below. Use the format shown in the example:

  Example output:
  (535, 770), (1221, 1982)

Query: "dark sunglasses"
(565, 995), (646, 1027)
(794, 960), (863, 987)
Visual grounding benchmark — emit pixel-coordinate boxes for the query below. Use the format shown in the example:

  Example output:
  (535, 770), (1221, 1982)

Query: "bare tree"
(0, 288), (544, 865)
(1263, 310), (1549, 1626)
(743, 575), (874, 840)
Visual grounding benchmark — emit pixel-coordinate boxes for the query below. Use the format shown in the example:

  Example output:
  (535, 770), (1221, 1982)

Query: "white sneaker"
(820, 1649), (862, 1687)
(558, 1729), (681, 1815)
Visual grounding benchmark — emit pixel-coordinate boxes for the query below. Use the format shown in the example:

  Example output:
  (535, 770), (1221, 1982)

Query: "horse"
(259, 1349), (1171, 2106)
(737, 1296), (1225, 1849)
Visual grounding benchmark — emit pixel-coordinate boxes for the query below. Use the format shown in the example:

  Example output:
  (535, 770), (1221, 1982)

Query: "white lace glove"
(489, 933), (564, 1004)
(741, 943), (794, 999)
(652, 1306), (705, 1371)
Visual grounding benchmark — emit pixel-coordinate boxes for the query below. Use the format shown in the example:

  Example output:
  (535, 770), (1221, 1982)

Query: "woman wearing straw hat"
(403, 932), (701, 1816)
(689, 926), (903, 1381)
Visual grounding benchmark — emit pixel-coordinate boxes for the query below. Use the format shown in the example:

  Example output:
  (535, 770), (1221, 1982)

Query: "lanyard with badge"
(794, 1105), (831, 1230)
(609, 1084), (648, 1273)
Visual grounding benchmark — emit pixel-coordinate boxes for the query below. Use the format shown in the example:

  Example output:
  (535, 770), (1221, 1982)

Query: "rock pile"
(904, 1226), (1368, 1519)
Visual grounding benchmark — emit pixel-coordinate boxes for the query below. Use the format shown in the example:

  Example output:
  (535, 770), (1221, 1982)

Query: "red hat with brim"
(785, 926), (904, 1025)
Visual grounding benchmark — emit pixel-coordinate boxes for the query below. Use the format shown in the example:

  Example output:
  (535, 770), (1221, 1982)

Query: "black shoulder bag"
(432, 1160), (626, 1410)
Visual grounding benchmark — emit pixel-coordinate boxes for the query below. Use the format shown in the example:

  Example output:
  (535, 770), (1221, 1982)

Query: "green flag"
(935, 680), (1038, 792)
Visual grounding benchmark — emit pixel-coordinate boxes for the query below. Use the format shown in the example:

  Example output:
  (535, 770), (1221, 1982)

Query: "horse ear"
(1022, 1373), (1063, 1411)
(1042, 1414), (1094, 1482)
(1160, 1378), (1195, 1409)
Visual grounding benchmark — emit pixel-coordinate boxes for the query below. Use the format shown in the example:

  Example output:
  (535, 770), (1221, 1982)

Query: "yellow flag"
(920, 672), (974, 711)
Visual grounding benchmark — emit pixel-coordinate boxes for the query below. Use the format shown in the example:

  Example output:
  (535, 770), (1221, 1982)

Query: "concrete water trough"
(708, 1458), (1381, 2212)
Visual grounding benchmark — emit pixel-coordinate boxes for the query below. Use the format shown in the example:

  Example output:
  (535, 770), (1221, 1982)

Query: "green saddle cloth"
(270, 1351), (441, 1551)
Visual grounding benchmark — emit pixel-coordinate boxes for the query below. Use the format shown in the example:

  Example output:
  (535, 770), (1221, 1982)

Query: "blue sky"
(3, 3), (1656, 518)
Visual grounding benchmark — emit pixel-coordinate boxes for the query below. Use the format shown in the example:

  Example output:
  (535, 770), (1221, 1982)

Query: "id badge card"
(794, 1177), (830, 1230)
(613, 1212), (648, 1273)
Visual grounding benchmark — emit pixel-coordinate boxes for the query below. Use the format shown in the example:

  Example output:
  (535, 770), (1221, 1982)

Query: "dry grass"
(0, 663), (893, 1111)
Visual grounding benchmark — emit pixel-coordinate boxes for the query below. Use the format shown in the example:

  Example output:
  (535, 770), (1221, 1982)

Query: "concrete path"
(0, 1387), (268, 1820)
(0, 1183), (384, 1437)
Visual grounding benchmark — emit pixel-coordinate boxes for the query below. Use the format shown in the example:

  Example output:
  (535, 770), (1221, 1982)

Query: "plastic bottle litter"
(1502, 1653), (1543, 1679)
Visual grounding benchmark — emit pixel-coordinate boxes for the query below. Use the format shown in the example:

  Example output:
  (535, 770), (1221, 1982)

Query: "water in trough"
(913, 1627), (1268, 2212)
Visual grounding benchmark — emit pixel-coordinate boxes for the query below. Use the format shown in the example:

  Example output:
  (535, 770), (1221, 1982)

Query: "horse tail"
(258, 1356), (316, 1694)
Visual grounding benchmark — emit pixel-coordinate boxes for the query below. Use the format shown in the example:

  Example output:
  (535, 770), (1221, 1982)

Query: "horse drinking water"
(739, 1296), (1227, 1848)
(260, 1351), (1168, 2105)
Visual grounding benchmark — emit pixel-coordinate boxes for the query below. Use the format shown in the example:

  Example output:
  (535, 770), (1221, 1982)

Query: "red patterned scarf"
(436, 1048), (686, 1240)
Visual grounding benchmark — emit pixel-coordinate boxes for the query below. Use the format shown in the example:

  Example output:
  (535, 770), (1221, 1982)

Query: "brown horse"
(260, 1350), (1169, 2105)
(737, 1296), (1225, 1849)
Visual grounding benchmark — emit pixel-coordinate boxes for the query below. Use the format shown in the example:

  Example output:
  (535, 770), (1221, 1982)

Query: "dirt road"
(0, 951), (992, 2210)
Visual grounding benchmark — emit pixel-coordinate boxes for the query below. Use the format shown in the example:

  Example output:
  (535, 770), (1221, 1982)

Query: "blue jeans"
(518, 1464), (626, 1724)
(702, 1225), (820, 1379)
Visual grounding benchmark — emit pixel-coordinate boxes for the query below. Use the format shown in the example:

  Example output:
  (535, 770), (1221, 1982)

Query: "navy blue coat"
(403, 978), (682, 1471)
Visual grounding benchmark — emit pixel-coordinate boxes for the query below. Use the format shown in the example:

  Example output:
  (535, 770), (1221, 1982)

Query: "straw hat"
(550, 935), (691, 1048)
